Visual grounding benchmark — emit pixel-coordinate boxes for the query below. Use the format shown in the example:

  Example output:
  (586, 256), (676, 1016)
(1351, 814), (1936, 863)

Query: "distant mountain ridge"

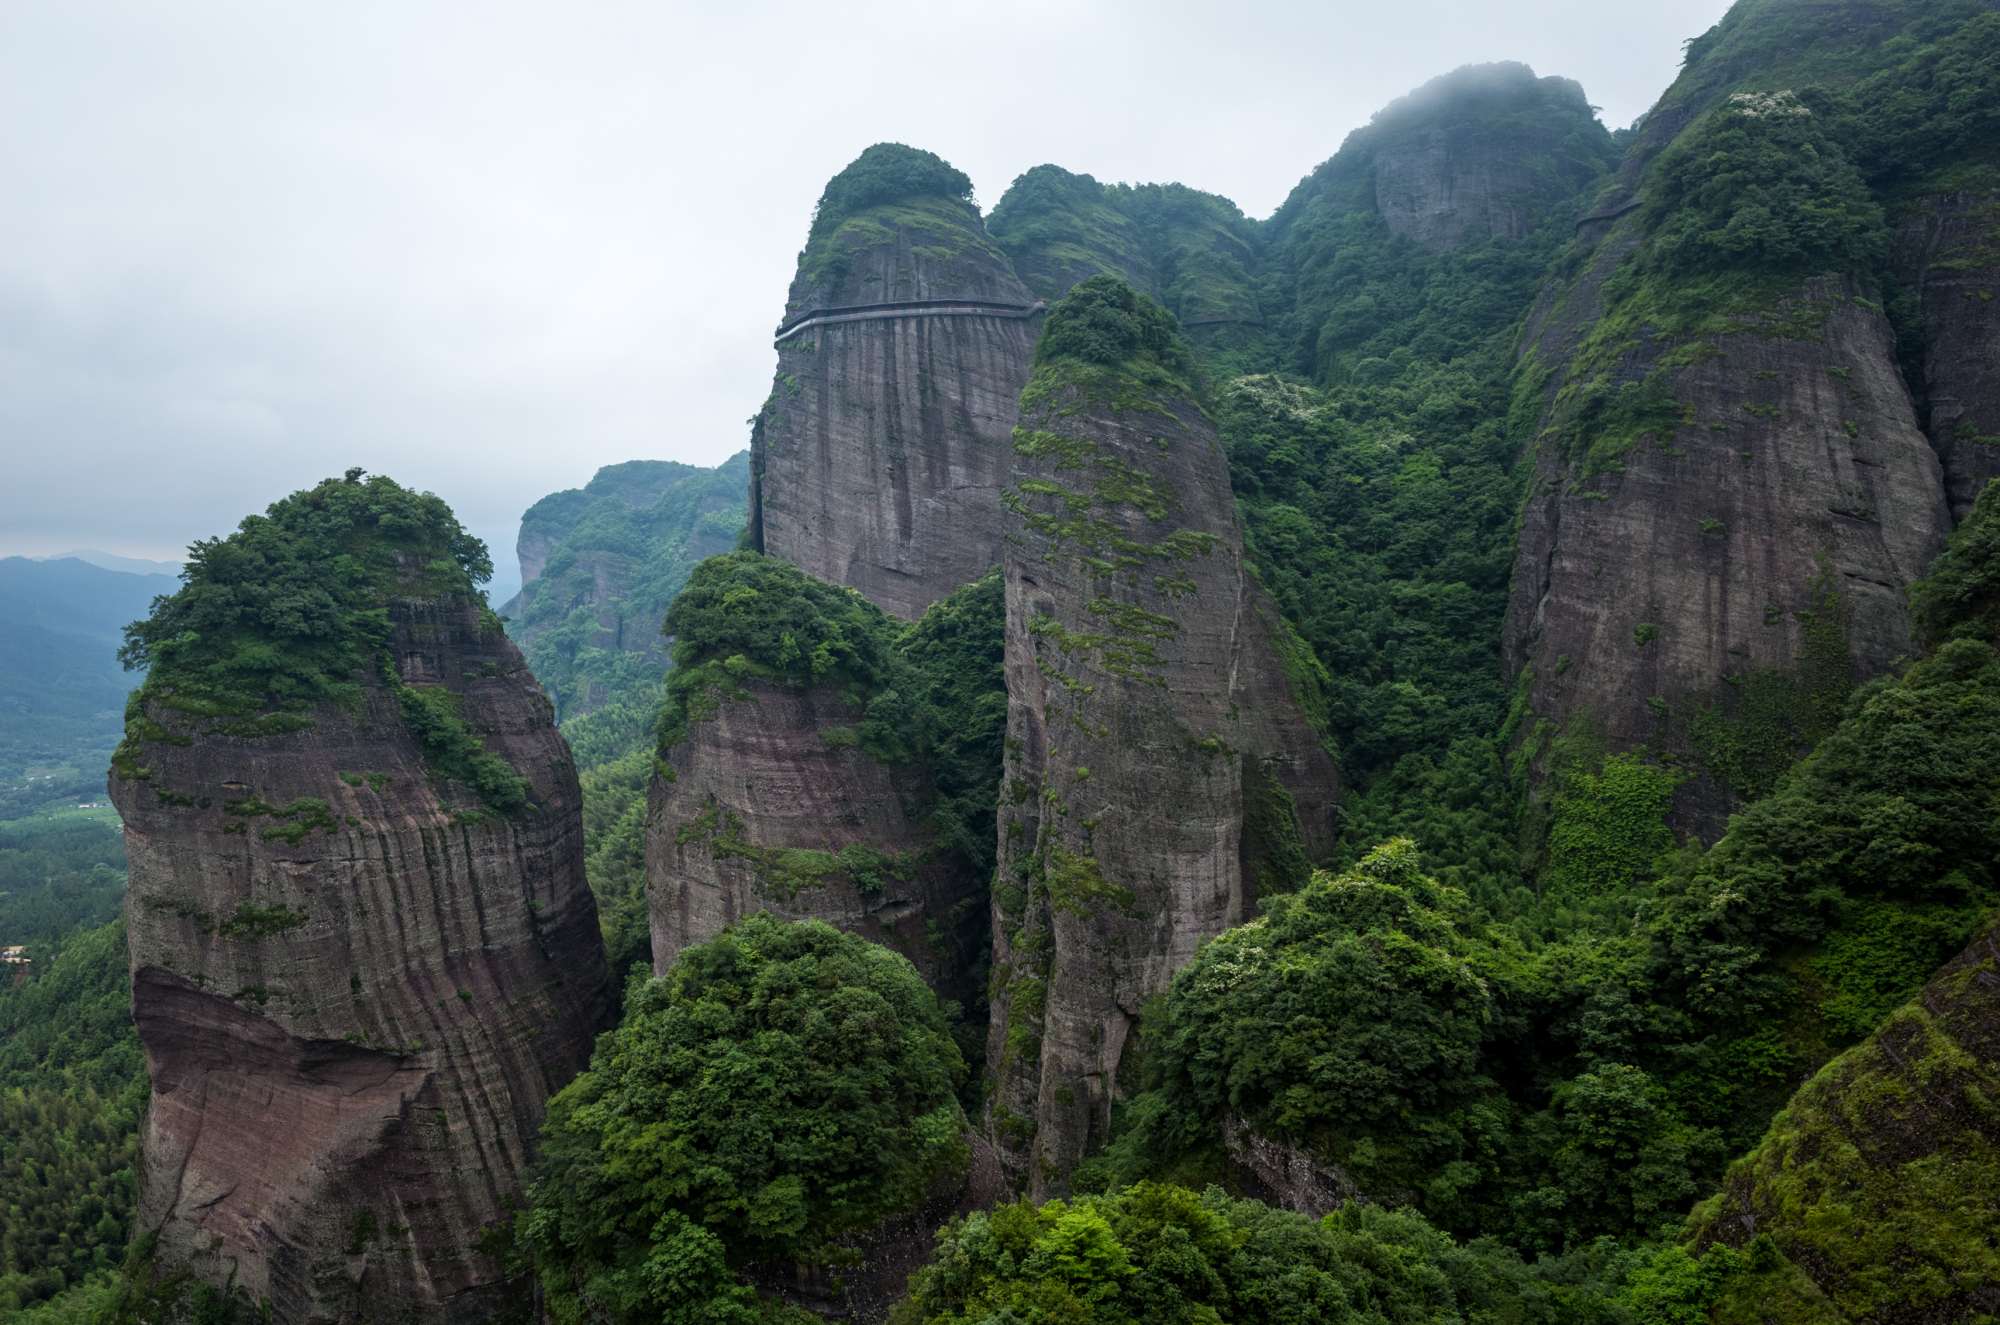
(0, 557), (176, 788)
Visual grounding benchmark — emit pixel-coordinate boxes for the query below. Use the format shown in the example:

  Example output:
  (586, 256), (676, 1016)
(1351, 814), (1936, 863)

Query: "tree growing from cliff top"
(1033, 274), (1199, 398)
(808, 142), (974, 243)
(113, 472), (528, 813)
(521, 915), (966, 1324)
(118, 472), (491, 713)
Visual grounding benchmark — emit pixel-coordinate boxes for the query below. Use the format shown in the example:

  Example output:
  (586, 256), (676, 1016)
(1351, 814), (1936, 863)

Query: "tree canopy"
(522, 916), (966, 1324)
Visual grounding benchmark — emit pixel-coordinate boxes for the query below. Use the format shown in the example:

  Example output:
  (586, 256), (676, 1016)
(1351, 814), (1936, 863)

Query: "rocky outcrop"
(1683, 917), (2000, 1320)
(1506, 265), (1951, 836)
(645, 675), (984, 1002)
(1220, 1113), (1357, 1219)
(1895, 191), (2000, 523)
(112, 590), (615, 1325)
(1265, 62), (1617, 258)
(752, 174), (1040, 622)
(508, 452), (749, 720)
(986, 165), (1160, 306)
(986, 355), (1341, 1198)
(511, 459), (704, 597)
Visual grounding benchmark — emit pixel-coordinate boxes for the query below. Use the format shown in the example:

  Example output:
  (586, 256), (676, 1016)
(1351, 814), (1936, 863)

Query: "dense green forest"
(6, 1), (2000, 1321)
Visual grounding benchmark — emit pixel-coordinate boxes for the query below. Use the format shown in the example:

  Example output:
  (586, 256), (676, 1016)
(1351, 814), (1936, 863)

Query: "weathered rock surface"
(1220, 1113), (1358, 1219)
(1506, 265), (1951, 836)
(987, 372), (1340, 1197)
(752, 193), (1040, 621)
(112, 591), (615, 1325)
(1895, 191), (2000, 523)
(646, 675), (983, 1002)
(1266, 62), (1617, 259)
(1684, 916), (2000, 1319)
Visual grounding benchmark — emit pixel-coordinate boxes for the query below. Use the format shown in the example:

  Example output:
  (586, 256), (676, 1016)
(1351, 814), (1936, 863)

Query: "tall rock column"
(1895, 191), (2000, 523)
(752, 144), (1041, 621)
(110, 485), (615, 1325)
(985, 279), (1339, 1196)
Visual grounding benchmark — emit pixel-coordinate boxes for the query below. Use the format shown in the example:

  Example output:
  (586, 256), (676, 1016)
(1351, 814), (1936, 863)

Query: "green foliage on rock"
(113, 473), (530, 816)
(521, 916), (966, 1323)
(1913, 466), (2000, 645)
(898, 1181), (1657, 1325)
(1643, 92), (1885, 282)
(808, 144), (974, 245)
(1032, 275), (1199, 401)
(656, 552), (910, 753)
(116, 473), (490, 727)
(1676, 916), (2000, 1320)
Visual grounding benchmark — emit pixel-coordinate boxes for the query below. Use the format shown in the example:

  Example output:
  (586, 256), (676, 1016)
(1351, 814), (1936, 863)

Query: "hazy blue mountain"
(0, 557), (175, 790)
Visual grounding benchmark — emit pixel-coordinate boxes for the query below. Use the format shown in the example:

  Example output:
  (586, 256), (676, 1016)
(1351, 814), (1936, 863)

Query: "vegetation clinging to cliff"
(1031, 274), (1200, 401)
(522, 916), (965, 1322)
(117, 474), (490, 722)
(808, 142), (974, 244)
(655, 551), (911, 752)
(114, 473), (530, 815)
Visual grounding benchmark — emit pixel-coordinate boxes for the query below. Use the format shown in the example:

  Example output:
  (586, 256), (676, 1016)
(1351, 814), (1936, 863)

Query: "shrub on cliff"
(809, 143), (974, 244)
(895, 1183), (1642, 1325)
(118, 472), (490, 713)
(522, 916), (966, 1324)
(655, 551), (911, 751)
(1032, 274), (1199, 399)
(114, 472), (529, 813)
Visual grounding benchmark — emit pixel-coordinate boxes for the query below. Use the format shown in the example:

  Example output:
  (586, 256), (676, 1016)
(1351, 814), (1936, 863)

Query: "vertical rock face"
(645, 676), (980, 999)
(112, 590), (614, 1325)
(753, 163), (1041, 621)
(1895, 192), (2000, 523)
(641, 552), (992, 1008)
(985, 290), (1340, 1197)
(1506, 268), (1950, 834)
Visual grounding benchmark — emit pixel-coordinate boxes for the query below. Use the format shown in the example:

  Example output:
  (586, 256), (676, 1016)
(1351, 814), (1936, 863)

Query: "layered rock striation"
(985, 280), (1340, 1196)
(641, 552), (993, 1007)
(113, 545), (613, 1324)
(752, 146), (1041, 621)
(1506, 265), (1951, 834)
(1896, 191), (2000, 523)
(645, 673), (982, 1000)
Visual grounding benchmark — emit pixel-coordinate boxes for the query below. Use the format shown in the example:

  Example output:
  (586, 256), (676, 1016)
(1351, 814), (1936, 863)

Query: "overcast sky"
(0, 0), (1734, 599)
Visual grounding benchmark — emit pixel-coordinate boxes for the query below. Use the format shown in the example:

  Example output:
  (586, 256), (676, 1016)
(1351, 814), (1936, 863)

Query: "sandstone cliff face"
(112, 591), (615, 1325)
(644, 675), (983, 1001)
(986, 372), (1340, 1197)
(1895, 191), (2000, 523)
(753, 195), (1040, 621)
(1506, 259), (1951, 836)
